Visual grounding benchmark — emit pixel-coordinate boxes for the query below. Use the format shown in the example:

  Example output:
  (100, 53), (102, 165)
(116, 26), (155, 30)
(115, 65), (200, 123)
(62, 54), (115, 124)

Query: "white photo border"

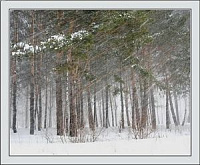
(1, 1), (199, 164)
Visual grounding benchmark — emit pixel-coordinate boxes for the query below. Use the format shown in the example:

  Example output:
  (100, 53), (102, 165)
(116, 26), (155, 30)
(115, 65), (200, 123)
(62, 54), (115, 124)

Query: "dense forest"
(10, 10), (190, 140)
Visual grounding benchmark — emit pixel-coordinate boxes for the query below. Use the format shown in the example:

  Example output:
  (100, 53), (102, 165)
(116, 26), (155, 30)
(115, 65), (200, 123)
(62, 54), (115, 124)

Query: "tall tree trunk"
(80, 87), (84, 129)
(69, 76), (77, 136)
(173, 90), (180, 125)
(166, 89), (170, 129)
(150, 88), (156, 129)
(124, 79), (130, 127)
(76, 82), (81, 129)
(30, 11), (35, 135)
(38, 53), (42, 131)
(105, 86), (109, 128)
(94, 83), (98, 127)
(113, 95), (118, 127)
(141, 78), (148, 129)
(120, 80), (125, 129)
(12, 62), (17, 133)
(34, 85), (38, 130)
(25, 86), (29, 128)
(87, 88), (95, 131)
(12, 14), (18, 133)
(55, 11), (64, 136)
(49, 82), (52, 128)
(44, 74), (48, 129)
(56, 74), (63, 135)
(109, 91), (115, 127)
(169, 91), (178, 126)
(131, 71), (137, 129)
(63, 77), (68, 133)
(98, 100), (103, 127)
(68, 20), (77, 137)
(182, 97), (187, 126)
(102, 90), (105, 127)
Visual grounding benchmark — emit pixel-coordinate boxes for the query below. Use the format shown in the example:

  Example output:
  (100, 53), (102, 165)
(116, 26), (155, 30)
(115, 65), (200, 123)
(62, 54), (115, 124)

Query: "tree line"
(10, 10), (190, 137)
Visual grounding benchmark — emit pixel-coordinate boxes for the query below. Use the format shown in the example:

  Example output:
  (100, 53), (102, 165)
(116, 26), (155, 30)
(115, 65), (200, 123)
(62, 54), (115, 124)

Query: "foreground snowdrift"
(10, 127), (190, 155)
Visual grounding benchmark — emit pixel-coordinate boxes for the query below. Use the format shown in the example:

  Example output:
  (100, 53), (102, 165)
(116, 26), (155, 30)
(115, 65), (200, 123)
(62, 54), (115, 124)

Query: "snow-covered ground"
(10, 125), (190, 155)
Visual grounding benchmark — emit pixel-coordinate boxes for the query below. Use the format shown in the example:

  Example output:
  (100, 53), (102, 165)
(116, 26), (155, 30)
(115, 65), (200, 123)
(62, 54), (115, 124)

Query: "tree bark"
(30, 11), (35, 135)
(120, 79), (125, 129)
(169, 91), (178, 126)
(94, 83), (98, 127)
(173, 90), (180, 125)
(109, 90), (115, 127)
(105, 86), (109, 128)
(150, 88), (156, 129)
(87, 88), (95, 131)
(44, 74), (48, 129)
(12, 13), (18, 133)
(141, 78), (148, 129)
(124, 80), (130, 127)
(166, 89), (170, 129)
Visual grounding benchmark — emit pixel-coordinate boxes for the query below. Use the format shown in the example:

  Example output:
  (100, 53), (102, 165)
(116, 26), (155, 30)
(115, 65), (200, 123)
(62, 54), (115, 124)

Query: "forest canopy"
(10, 10), (190, 138)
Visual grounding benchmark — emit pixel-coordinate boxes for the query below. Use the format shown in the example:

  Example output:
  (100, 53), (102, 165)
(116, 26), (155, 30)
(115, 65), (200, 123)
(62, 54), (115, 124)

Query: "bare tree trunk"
(105, 86), (109, 128)
(44, 75), (48, 129)
(76, 82), (81, 129)
(113, 95), (118, 127)
(141, 78), (148, 129)
(98, 101), (103, 127)
(80, 87), (84, 129)
(169, 91), (178, 126)
(182, 97), (187, 126)
(48, 82), (52, 128)
(173, 90), (180, 125)
(102, 90), (105, 127)
(69, 76), (77, 137)
(30, 11), (35, 135)
(38, 53), (42, 131)
(120, 80), (125, 129)
(124, 79), (130, 127)
(109, 90), (114, 127)
(34, 85), (38, 130)
(63, 79), (68, 133)
(150, 88), (156, 129)
(166, 89), (170, 129)
(55, 11), (64, 136)
(94, 83), (98, 127)
(25, 86), (29, 128)
(87, 88), (95, 131)
(12, 14), (19, 133)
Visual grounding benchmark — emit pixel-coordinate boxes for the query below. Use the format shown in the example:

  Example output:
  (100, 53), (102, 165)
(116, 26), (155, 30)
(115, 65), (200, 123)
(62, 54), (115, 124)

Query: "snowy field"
(10, 125), (190, 155)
